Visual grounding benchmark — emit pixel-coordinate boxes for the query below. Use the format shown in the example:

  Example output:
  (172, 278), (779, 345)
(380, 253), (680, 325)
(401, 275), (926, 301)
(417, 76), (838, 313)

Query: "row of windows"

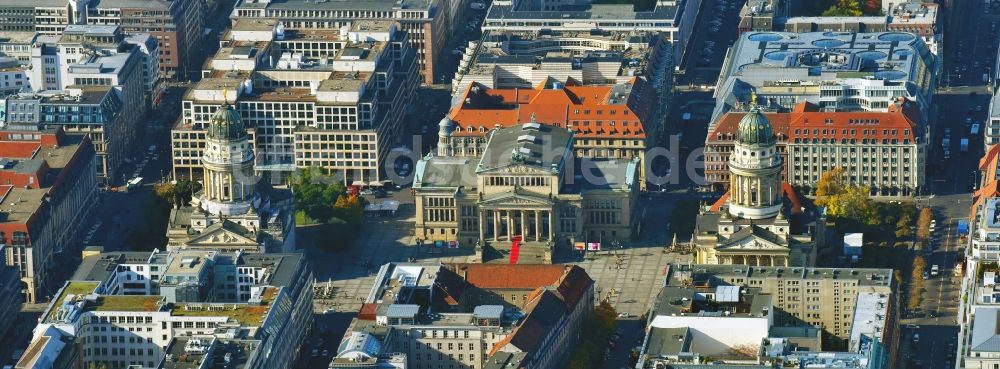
(793, 138), (910, 144)
(485, 176), (550, 187)
(795, 128), (909, 136)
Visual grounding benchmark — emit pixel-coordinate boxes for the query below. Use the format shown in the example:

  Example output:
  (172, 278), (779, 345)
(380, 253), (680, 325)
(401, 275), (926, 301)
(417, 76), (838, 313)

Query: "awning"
(351, 180), (365, 187)
(368, 181), (383, 187)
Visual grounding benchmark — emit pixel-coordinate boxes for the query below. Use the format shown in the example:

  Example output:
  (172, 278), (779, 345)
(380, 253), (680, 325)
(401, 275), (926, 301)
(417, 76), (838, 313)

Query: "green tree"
(822, 0), (864, 16)
(826, 185), (876, 221)
(291, 167), (347, 223)
(815, 167), (846, 207)
(173, 179), (202, 206)
(334, 193), (365, 225)
(895, 213), (914, 239)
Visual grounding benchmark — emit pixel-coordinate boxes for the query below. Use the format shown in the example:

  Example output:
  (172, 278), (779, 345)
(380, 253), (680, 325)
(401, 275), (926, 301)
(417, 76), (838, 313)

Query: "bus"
(126, 177), (143, 191)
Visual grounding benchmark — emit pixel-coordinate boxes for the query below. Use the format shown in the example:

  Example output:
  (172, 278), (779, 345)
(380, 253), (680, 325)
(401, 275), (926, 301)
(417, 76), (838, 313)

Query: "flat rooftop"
(721, 31), (932, 85)
(170, 287), (278, 327)
(486, 3), (679, 23)
(237, 0), (433, 11)
(673, 264), (894, 287)
(654, 285), (772, 318)
(43, 281), (99, 323)
(232, 19), (278, 32)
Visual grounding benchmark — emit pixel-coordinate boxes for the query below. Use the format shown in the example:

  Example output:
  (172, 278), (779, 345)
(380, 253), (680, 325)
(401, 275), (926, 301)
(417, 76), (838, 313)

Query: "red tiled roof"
(448, 79), (654, 139)
(972, 145), (1000, 220)
(708, 99), (920, 144)
(0, 141), (41, 159)
(710, 182), (806, 215)
(358, 303), (377, 321)
(460, 264), (568, 289)
(709, 112), (791, 142)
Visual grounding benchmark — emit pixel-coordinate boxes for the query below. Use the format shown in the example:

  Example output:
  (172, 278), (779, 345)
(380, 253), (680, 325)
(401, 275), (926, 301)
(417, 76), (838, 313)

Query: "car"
(912, 333), (920, 343)
(922, 271), (930, 279)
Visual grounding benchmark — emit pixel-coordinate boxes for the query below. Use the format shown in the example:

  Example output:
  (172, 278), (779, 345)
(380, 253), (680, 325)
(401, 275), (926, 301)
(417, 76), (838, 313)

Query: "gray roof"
(663, 365), (773, 369)
(3, 0), (174, 9)
(645, 327), (690, 357)
(71, 252), (154, 282)
(486, 3), (679, 23)
(473, 305), (504, 319)
(238, 0), (433, 12)
(385, 304), (420, 319)
(574, 158), (638, 191)
(238, 253), (305, 288)
(972, 307), (1000, 352)
(477, 123), (574, 173)
(414, 156), (477, 189)
(721, 32), (932, 83)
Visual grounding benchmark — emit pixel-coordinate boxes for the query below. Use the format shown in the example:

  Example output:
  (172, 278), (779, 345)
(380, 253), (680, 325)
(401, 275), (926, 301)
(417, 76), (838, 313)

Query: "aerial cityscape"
(0, 0), (991, 368)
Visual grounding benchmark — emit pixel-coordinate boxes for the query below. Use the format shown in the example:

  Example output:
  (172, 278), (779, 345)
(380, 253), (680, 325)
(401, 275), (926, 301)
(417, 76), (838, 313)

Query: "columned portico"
(480, 207), (554, 243)
(715, 253), (789, 267)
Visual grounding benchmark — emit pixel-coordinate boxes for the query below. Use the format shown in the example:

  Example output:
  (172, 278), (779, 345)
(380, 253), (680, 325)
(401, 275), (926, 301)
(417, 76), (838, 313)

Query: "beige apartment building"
(232, 0), (453, 84)
(705, 99), (926, 196)
(171, 20), (418, 184)
(678, 264), (899, 353)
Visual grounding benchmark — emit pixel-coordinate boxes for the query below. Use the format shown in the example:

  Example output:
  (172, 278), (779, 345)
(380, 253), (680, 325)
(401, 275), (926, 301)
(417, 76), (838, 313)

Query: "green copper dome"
(736, 106), (774, 146)
(207, 102), (246, 141)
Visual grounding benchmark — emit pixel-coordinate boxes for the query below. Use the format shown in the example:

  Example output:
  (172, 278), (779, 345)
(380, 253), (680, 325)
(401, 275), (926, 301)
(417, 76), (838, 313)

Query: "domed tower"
(437, 116), (453, 157)
(200, 102), (257, 216)
(728, 95), (782, 219)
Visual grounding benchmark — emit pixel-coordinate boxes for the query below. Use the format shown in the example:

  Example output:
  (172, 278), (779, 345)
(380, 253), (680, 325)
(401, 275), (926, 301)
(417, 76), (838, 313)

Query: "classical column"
(769, 255), (775, 266)
(478, 209), (485, 243)
(521, 210), (528, 240)
(535, 210), (542, 241)
(507, 210), (513, 240)
(493, 211), (499, 241)
(548, 210), (555, 241)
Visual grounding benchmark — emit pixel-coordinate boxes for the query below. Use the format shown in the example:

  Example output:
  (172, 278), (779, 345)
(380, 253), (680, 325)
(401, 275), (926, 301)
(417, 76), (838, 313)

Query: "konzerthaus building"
(414, 119), (639, 262)
(444, 79), (662, 189)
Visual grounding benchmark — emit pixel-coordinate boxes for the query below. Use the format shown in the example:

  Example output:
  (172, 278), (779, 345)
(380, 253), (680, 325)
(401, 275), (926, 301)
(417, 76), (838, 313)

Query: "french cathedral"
(694, 99), (823, 267)
(165, 102), (295, 253)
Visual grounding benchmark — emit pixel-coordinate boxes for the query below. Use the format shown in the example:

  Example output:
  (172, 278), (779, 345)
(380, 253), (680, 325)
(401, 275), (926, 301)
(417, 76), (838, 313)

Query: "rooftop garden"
(171, 304), (270, 327)
(44, 281), (100, 322)
(90, 295), (163, 312)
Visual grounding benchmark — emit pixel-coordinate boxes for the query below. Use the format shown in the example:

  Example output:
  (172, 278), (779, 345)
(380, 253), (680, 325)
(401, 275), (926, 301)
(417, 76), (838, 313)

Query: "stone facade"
(695, 98), (822, 268)
(414, 120), (638, 262)
(166, 103), (294, 254)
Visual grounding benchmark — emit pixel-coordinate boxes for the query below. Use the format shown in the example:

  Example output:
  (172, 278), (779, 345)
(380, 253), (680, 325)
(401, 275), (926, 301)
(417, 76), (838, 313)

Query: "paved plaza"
(307, 191), (692, 319)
